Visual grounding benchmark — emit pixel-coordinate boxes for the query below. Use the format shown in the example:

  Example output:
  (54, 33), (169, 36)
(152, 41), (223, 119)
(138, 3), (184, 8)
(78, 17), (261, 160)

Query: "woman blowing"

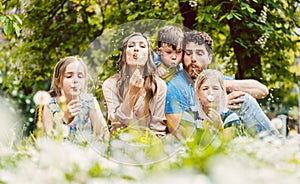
(102, 33), (167, 137)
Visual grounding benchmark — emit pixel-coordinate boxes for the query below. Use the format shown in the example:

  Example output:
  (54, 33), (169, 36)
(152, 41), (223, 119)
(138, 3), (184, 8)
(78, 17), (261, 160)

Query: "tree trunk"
(179, 1), (263, 81)
(228, 20), (263, 81)
(179, 2), (197, 31)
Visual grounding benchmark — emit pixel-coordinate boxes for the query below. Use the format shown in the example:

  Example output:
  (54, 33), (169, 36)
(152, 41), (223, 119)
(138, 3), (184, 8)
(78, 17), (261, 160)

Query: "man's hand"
(226, 91), (245, 110)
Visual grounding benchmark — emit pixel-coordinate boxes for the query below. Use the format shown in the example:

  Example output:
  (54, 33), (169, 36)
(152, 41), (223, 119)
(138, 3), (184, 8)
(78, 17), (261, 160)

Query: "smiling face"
(125, 35), (149, 67)
(61, 60), (86, 101)
(158, 43), (182, 68)
(183, 42), (212, 80)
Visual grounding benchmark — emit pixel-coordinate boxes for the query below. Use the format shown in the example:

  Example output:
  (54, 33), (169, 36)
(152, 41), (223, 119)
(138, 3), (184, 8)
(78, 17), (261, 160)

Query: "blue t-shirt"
(165, 71), (236, 122)
(154, 51), (161, 67)
(166, 71), (196, 114)
(223, 75), (234, 80)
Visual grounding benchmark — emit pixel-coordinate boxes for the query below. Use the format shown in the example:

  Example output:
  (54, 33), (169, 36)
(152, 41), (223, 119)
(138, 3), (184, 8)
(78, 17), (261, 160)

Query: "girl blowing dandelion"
(194, 69), (242, 137)
(42, 56), (108, 142)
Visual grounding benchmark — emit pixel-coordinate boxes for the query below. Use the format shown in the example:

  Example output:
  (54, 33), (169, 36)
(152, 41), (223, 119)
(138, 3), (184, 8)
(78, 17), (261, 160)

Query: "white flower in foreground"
(143, 171), (211, 184)
(33, 91), (51, 105)
(0, 97), (21, 148)
(270, 118), (283, 130)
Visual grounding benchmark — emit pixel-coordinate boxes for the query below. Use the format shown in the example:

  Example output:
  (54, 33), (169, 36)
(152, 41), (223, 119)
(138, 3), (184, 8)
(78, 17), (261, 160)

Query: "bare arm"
(42, 105), (54, 136)
(166, 113), (186, 141)
(102, 72), (143, 125)
(225, 79), (269, 99)
(89, 98), (109, 139)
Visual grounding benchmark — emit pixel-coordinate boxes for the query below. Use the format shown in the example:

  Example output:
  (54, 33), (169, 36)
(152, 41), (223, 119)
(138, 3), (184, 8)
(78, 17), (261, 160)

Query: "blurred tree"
(181, 0), (299, 83)
(180, 0), (299, 114)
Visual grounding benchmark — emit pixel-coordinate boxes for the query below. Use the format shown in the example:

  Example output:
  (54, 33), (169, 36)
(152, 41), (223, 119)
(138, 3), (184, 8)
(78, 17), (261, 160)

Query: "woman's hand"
(128, 69), (144, 108)
(63, 99), (81, 124)
(129, 69), (144, 89)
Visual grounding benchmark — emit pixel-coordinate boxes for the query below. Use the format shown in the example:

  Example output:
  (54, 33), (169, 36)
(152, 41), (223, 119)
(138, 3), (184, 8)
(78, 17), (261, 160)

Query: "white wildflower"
(12, 90), (17, 97)
(25, 99), (31, 104)
(270, 117), (283, 130)
(0, 97), (21, 148)
(207, 95), (215, 102)
(255, 32), (270, 47)
(258, 5), (268, 24)
(30, 108), (35, 113)
(189, 0), (198, 8)
(59, 95), (66, 103)
(119, 132), (134, 142)
(33, 91), (51, 105)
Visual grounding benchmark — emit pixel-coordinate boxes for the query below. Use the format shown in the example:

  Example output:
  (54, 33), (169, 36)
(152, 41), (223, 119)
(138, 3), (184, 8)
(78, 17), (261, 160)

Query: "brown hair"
(157, 25), (184, 50)
(49, 56), (88, 97)
(183, 31), (213, 55)
(116, 32), (157, 112)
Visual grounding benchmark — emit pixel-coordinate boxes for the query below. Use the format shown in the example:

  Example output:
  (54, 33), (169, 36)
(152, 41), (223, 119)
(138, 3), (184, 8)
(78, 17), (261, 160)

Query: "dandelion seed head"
(33, 91), (51, 106)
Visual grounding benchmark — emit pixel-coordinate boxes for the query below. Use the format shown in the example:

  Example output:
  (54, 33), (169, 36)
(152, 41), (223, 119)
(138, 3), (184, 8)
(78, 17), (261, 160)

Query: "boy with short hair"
(155, 25), (184, 82)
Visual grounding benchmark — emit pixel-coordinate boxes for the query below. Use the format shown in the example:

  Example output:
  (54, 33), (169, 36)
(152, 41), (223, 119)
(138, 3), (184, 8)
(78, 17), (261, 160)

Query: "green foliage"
(0, 0), (299, 136)
(194, 0), (299, 110)
(0, 1), (22, 37)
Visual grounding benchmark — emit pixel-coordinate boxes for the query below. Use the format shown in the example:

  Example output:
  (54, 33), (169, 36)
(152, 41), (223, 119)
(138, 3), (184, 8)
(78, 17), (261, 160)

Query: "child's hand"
(63, 99), (81, 124)
(156, 66), (168, 77)
(207, 108), (223, 130)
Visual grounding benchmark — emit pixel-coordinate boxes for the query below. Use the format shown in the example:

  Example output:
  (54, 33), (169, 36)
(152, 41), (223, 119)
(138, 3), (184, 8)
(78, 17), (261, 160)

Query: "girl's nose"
(73, 76), (79, 83)
(208, 88), (213, 95)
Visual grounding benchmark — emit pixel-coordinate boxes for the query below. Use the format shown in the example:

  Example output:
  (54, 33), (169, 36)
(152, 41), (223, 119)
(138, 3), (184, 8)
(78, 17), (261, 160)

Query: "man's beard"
(183, 63), (203, 80)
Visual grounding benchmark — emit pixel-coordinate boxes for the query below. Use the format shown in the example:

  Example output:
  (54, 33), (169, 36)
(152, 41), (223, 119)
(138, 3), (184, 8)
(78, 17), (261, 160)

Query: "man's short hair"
(183, 31), (213, 55)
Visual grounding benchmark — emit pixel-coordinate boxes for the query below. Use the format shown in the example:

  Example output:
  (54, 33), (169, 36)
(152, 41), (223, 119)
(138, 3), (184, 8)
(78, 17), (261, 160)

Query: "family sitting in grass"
(37, 25), (279, 144)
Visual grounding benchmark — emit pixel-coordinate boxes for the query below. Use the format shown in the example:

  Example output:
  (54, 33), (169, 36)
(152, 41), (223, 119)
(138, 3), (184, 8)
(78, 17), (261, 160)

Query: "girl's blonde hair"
(49, 56), (88, 97)
(194, 69), (227, 113)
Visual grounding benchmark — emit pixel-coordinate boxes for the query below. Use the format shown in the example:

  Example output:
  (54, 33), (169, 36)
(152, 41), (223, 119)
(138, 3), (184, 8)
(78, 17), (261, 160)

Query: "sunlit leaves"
(0, 14), (22, 36)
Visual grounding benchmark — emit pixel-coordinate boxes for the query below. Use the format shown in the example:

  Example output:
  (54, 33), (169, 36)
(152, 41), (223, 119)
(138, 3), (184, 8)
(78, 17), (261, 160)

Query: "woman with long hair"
(102, 33), (167, 137)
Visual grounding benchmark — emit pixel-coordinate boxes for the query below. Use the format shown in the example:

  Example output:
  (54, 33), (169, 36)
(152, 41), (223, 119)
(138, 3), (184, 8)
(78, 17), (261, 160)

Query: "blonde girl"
(194, 69), (241, 136)
(42, 56), (108, 141)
